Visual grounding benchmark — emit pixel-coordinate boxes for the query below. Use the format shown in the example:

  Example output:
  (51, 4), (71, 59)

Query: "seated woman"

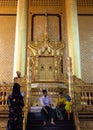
(55, 92), (66, 120)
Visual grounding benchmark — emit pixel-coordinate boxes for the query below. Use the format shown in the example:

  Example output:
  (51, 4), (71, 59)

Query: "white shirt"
(40, 95), (51, 107)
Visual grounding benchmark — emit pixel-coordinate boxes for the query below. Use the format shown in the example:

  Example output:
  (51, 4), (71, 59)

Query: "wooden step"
(26, 112), (76, 130)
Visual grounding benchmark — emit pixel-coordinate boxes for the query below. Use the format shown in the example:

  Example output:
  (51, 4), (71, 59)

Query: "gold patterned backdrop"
(0, 0), (17, 6)
(0, 0), (93, 7)
(0, 16), (16, 83)
(77, 0), (93, 7)
(78, 16), (93, 83)
(30, 0), (65, 7)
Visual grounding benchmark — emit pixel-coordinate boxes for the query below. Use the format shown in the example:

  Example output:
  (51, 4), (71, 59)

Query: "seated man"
(40, 89), (55, 126)
(55, 92), (66, 120)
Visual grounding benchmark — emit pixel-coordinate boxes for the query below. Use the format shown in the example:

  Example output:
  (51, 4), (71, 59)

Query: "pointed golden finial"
(44, 12), (48, 41)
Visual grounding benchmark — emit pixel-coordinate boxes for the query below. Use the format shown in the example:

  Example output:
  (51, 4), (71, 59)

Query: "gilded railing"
(0, 84), (12, 111)
(73, 112), (80, 130)
(73, 81), (93, 130)
(74, 84), (93, 112)
(0, 77), (26, 130)
(0, 79), (26, 111)
(67, 57), (81, 130)
(23, 56), (32, 130)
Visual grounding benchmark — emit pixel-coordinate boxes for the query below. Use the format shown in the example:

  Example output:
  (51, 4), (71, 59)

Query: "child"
(56, 92), (66, 120)
(65, 96), (72, 120)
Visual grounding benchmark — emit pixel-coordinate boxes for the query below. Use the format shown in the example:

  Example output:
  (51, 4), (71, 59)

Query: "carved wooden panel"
(38, 57), (54, 81)
(32, 14), (61, 41)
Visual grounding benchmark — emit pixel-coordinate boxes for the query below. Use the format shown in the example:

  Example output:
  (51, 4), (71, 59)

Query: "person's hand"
(49, 104), (52, 108)
(43, 106), (48, 114)
(45, 109), (48, 114)
(21, 92), (25, 97)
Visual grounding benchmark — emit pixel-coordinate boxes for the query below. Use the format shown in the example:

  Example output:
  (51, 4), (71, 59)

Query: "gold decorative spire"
(44, 12), (48, 41)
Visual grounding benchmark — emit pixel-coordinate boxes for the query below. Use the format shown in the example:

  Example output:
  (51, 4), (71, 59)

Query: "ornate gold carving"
(28, 39), (64, 56)
(28, 13), (64, 56)
(28, 13), (65, 82)
(73, 75), (88, 85)
(0, 119), (7, 129)
(80, 120), (93, 130)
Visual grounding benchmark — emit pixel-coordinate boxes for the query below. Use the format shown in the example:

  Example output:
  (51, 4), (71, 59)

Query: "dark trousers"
(41, 106), (55, 122)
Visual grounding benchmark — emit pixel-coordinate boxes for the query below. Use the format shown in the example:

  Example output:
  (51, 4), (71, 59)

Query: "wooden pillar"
(65, 0), (81, 78)
(13, 0), (28, 77)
